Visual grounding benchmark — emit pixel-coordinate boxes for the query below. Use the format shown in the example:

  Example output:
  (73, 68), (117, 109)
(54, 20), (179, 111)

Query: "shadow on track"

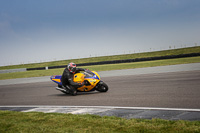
(49, 91), (102, 97)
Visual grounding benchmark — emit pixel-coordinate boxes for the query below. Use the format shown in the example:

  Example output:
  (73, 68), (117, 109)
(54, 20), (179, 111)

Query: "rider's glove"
(78, 82), (85, 86)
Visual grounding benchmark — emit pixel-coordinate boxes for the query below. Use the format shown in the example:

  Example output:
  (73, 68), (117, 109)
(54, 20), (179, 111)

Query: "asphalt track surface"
(1, 63), (200, 120)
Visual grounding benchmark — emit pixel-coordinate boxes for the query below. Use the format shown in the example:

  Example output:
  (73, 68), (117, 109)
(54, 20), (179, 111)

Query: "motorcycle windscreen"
(84, 71), (100, 80)
(50, 75), (62, 86)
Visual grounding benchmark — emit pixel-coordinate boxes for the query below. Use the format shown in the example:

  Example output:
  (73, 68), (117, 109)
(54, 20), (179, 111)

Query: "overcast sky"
(0, 0), (200, 66)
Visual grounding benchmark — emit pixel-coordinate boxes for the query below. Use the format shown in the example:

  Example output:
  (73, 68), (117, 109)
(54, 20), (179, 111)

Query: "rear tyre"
(58, 85), (62, 88)
(96, 82), (108, 92)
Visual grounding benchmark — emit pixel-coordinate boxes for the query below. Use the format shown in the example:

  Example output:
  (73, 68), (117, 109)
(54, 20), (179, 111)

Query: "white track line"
(1, 106), (200, 112)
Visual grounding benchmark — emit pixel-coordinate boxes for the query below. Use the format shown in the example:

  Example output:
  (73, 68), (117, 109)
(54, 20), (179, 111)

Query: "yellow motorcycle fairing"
(73, 71), (100, 92)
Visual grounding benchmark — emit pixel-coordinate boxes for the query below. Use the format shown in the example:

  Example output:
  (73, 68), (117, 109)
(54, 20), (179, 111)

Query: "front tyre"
(96, 81), (109, 92)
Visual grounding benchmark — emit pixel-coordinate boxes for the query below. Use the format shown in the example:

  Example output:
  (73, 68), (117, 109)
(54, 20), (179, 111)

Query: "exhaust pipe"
(56, 87), (67, 92)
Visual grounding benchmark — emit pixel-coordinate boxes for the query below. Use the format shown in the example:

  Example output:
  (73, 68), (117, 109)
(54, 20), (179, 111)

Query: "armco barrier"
(26, 67), (46, 71)
(26, 53), (200, 71)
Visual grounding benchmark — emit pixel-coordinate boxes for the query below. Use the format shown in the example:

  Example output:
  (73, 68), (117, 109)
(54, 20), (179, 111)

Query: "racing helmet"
(68, 62), (76, 73)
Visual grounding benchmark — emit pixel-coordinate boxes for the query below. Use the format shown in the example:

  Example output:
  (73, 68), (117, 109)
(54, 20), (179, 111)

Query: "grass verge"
(0, 56), (200, 80)
(1, 46), (200, 70)
(0, 110), (200, 133)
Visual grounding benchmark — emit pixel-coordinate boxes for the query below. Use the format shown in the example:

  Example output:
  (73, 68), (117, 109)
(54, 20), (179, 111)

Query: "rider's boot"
(66, 85), (77, 96)
(61, 85), (69, 93)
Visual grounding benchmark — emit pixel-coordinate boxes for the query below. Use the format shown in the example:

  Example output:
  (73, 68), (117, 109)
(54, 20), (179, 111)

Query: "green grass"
(0, 56), (200, 80)
(0, 110), (200, 133)
(1, 46), (200, 70)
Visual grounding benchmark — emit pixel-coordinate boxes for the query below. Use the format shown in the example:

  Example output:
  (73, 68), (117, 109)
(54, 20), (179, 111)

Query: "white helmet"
(67, 62), (76, 73)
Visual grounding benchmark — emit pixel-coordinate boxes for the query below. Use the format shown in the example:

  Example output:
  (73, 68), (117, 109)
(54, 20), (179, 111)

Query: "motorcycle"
(50, 69), (109, 96)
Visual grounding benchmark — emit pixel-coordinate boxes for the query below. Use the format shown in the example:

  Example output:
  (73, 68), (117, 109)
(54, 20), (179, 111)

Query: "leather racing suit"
(61, 67), (85, 89)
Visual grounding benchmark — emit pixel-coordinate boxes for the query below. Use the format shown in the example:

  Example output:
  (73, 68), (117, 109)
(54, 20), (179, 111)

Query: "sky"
(0, 0), (200, 66)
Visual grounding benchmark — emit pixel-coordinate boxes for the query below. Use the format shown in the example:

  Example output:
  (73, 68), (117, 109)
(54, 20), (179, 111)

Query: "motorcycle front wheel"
(96, 81), (109, 92)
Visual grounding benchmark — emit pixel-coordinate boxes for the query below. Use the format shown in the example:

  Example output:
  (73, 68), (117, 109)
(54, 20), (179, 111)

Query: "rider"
(61, 62), (86, 95)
